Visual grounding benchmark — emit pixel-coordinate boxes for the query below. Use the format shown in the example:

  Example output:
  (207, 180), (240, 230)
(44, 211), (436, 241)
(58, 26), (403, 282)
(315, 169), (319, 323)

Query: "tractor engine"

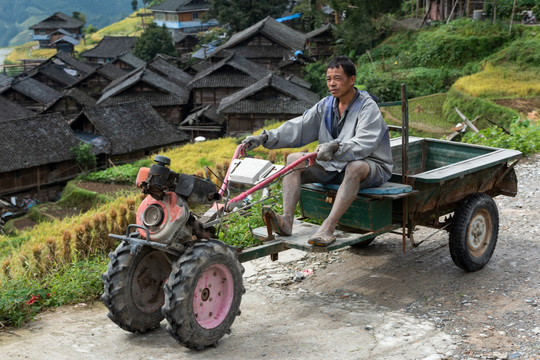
(135, 155), (220, 250)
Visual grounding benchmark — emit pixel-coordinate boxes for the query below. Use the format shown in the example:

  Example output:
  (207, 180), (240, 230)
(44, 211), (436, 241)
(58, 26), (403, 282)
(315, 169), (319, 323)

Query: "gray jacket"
(262, 90), (393, 178)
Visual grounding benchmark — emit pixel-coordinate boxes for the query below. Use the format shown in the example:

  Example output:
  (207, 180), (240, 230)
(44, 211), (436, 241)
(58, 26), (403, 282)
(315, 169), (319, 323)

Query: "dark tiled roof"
(0, 113), (80, 172)
(114, 52), (146, 68)
(172, 32), (197, 43)
(32, 63), (79, 87)
(148, 55), (192, 87)
(95, 63), (126, 80)
(0, 74), (13, 87)
(99, 93), (187, 107)
(189, 53), (271, 88)
(51, 35), (80, 46)
(211, 17), (306, 58)
(286, 74), (311, 89)
(0, 96), (35, 121)
(81, 36), (137, 59)
(72, 101), (189, 155)
(98, 67), (190, 105)
(30, 12), (85, 30)
(5, 77), (62, 105)
(149, 0), (210, 12)
(54, 51), (95, 75)
(218, 73), (319, 114)
(306, 23), (336, 39)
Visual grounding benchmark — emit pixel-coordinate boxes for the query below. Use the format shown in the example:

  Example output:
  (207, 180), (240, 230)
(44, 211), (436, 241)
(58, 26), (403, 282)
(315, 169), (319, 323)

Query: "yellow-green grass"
(0, 193), (141, 285)
(75, 9), (148, 54)
(453, 63), (540, 99)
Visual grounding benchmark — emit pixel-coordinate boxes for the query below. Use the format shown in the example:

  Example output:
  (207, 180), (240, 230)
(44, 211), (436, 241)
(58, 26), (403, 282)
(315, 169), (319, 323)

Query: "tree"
(328, 0), (402, 57)
(72, 11), (86, 24)
(131, 0), (138, 12)
(207, 0), (289, 32)
(133, 23), (178, 61)
(71, 144), (97, 172)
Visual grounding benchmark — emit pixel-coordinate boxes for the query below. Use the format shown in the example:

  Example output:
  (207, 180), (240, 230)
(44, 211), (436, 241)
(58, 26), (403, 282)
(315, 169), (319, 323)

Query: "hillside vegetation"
(0, 0), (133, 47)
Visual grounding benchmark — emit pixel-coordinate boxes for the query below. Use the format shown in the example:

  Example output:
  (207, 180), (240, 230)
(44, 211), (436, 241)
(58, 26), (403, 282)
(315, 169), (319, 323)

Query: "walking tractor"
(101, 86), (521, 349)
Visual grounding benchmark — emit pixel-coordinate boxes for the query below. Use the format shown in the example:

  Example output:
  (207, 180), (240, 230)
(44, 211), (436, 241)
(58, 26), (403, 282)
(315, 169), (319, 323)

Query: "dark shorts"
(301, 159), (386, 189)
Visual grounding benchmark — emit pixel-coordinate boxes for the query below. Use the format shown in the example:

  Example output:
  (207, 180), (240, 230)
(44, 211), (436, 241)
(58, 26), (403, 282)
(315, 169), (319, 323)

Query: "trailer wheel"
(449, 193), (499, 272)
(162, 239), (245, 350)
(102, 242), (172, 332)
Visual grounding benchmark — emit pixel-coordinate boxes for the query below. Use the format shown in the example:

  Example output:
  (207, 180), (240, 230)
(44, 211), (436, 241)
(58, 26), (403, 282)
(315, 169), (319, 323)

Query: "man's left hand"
(316, 142), (339, 162)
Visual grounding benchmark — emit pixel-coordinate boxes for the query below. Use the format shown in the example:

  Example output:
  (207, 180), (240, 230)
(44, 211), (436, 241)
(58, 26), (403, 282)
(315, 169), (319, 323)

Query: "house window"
(49, 163), (57, 171)
(14, 170), (22, 178)
(39, 29), (46, 34)
(192, 12), (199, 20)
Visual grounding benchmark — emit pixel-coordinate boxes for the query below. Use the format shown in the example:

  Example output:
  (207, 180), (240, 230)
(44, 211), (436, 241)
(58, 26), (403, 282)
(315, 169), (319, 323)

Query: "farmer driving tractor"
(243, 56), (393, 246)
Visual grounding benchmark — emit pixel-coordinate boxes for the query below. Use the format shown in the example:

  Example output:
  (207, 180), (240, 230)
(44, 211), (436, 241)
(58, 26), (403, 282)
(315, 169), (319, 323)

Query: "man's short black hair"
(326, 56), (356, 78)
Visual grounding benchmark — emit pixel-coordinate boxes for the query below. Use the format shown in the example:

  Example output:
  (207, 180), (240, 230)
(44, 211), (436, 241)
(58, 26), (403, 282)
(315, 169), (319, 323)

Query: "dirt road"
(1, 156), (538, 359)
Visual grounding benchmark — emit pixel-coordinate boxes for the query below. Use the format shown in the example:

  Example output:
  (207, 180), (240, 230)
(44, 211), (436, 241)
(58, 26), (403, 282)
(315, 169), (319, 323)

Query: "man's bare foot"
(307, 222), (337, 246)
(262, 206), (293, 236)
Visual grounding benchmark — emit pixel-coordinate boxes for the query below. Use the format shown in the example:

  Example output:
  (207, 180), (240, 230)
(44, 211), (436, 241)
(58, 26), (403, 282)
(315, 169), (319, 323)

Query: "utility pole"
(493, 0), (497, 23)
(509, 0), (517, 34)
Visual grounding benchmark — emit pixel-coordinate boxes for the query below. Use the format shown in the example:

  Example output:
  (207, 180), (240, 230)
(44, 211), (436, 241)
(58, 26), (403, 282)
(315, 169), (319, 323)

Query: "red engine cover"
(136, 192), (189, 243)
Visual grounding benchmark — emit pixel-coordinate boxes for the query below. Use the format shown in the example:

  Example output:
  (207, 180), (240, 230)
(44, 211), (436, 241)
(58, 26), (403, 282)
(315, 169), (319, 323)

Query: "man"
(243, 56), (393, 246)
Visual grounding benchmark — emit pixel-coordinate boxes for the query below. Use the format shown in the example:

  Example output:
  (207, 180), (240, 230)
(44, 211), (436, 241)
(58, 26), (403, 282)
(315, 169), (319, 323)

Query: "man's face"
(326, 66), (356, 99)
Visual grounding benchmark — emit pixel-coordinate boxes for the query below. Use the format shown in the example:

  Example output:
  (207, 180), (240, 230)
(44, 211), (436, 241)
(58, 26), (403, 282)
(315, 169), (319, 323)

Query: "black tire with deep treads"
(102, 242), (173, 333)
(449, 193), (499, 272)
(162, 239), (245, 350)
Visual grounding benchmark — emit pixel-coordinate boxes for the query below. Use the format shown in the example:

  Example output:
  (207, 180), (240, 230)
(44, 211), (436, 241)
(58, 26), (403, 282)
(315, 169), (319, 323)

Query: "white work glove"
(242, 133), (268, 151)
(316, 142), (339, 162)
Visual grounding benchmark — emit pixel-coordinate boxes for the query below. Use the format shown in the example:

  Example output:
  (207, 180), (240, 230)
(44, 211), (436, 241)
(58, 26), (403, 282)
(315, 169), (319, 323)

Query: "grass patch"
(382, 93), (451, 136)
(453, 63), (540, 99)
(0, 255), (108, 327)
(79, 158), (152, 184)
(57, 182), (112, 211)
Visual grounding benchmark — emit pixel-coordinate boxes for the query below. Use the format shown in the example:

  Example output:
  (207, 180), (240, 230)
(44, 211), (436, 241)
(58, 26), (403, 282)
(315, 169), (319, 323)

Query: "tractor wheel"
(449, 193), (499, 272)
(102, 242), (172, 332)
(162, 239), (245, 350)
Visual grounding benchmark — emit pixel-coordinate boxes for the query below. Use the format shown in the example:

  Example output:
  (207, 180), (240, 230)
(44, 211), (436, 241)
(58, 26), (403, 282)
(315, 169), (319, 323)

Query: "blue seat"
(311, 182), (412, 195)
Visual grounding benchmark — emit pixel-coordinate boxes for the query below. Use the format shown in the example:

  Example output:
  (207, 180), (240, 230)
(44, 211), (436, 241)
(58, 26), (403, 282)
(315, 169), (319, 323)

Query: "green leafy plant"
(70, 144), (97, 172)
(462, 117), (540, 155)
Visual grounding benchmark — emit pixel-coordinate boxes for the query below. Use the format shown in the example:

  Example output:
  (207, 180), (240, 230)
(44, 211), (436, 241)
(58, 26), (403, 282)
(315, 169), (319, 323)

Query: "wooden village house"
(0, 113), (81, 200)
(149, 0), (218, 34)
(72, 63), (127, 99)
(29, 12), (84, 49)
(111, 52), (146, 72)
(188, 53), (271, 108)
(209, 16), (307, 76)
(80, 36), (137, 64)
(179, 104), (225, 140)
(0, 76), (61, 112)
(217, 72), (319, 135)
(70, 101), (189, 164)
(305, 23), (337, 60)
(97, 66), (191, 125)
(42, 88), (97, 121)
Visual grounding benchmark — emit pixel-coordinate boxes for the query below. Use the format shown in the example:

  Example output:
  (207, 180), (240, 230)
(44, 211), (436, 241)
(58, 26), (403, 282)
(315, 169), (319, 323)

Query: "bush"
(462, 117), (540, 155)
(412, 19), (511, 67)
(357, 67), (463, 102)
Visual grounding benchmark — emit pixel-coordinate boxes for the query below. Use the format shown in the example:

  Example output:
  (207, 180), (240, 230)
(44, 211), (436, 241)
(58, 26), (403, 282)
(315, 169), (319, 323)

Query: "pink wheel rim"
(193, 263), (234, 329)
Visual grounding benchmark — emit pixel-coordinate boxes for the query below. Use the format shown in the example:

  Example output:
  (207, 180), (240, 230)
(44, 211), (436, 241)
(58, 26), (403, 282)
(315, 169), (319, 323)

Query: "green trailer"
(244, 91), (521, 272)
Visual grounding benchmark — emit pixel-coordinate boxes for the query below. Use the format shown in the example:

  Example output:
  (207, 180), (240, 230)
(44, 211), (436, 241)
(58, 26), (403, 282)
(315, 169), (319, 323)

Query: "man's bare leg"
(270, 153), (307, 236)
(313, 160), (370, 240)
